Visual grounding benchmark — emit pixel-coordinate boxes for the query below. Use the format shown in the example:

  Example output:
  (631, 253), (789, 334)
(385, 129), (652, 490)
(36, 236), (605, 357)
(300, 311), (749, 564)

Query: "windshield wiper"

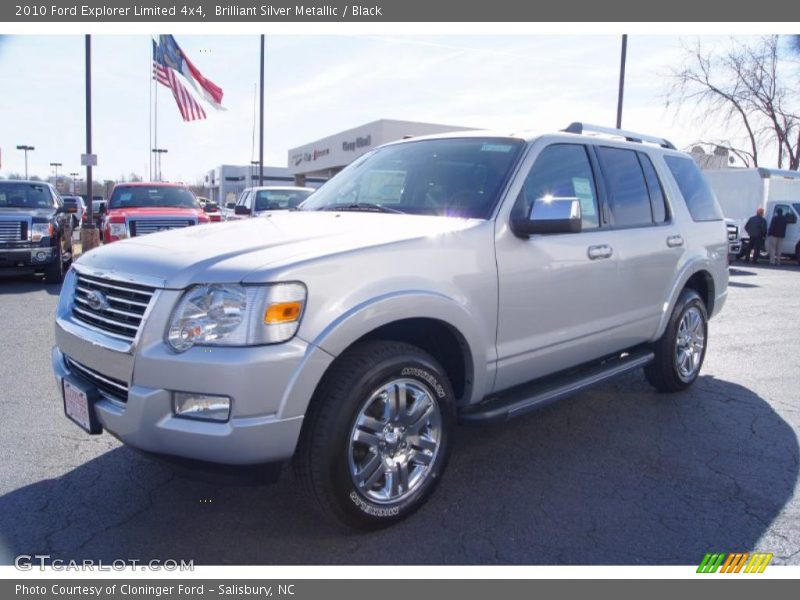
(320, 202), (405, 214)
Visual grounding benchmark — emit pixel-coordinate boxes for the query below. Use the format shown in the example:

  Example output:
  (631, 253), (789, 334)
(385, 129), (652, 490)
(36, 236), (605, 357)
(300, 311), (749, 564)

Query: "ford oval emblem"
(85, 289), (108, 311)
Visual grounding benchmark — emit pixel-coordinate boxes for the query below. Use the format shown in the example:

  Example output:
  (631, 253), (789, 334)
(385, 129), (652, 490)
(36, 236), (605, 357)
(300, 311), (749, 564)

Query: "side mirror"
(234, 205), (251, 216)
(511, 197), (582, 237)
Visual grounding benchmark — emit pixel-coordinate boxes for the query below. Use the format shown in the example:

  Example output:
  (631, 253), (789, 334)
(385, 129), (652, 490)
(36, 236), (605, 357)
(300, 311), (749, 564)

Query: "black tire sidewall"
(324, 348), (454, 528)
(669, 292), (708, 385)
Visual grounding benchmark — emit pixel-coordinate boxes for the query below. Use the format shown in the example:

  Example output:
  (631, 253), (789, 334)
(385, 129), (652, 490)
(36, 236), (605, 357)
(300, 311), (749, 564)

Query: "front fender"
(290, 290), (492, 410)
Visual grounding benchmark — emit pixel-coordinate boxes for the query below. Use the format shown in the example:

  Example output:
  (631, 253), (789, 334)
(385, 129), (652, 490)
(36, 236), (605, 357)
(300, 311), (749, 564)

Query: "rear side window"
(664, 156), (723, 221)
(597, 147), (653, 227)
(639, 154), (669, 223)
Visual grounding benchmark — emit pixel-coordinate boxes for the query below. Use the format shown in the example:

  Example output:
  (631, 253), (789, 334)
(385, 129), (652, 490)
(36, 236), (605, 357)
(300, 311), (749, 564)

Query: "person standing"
(767, 208), (788, 266)
(743, 207), (768, 263)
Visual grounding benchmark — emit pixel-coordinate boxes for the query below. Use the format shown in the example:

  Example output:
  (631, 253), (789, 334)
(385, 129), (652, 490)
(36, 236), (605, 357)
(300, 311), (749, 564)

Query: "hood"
(75, 211), (482, 289)
(106, 206), (204, 219)
(0, 207), (56, 220)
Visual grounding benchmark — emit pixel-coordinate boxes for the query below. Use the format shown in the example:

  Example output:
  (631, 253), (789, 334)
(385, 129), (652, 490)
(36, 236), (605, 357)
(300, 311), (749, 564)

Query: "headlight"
(166, 283), (306, 352)
(30, 223), (54, 242)
(108, 222), (129, 238)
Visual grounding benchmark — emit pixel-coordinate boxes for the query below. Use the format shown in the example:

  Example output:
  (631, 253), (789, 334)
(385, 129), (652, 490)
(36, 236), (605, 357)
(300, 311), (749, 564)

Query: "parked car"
(53, 123), (727, 529)
(102, 182), (210, 243)
(0, 180), (74, 282)
(231, 186), (314, 220)
(61, 195), (86, 228)
(196, 196), (223, 222)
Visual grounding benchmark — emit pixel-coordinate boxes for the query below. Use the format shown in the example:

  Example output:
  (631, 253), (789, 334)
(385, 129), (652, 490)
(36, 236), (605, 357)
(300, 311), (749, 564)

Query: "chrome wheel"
(674, 306), (705, 379)
(348, 378), (442, 504)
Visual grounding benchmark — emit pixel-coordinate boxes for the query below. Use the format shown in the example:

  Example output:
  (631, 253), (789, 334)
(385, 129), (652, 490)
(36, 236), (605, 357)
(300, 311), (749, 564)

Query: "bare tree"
(667, 36), (800, 169)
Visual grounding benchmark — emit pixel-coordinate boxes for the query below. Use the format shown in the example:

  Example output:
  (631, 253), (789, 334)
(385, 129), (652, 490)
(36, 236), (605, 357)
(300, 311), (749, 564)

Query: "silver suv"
(52, 123), (728, 529)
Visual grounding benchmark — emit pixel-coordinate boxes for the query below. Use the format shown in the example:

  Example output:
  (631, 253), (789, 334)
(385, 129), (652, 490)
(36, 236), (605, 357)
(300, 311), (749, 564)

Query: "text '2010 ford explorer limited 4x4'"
(53, 123), (728, 529)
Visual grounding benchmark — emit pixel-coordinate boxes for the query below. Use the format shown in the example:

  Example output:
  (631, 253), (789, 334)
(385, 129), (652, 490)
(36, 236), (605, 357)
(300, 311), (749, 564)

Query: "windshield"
(254, 189), (312, 211)
(299, 138), (525, 218)
(0, 182), (55, 209)
(109, 186), (199, 209)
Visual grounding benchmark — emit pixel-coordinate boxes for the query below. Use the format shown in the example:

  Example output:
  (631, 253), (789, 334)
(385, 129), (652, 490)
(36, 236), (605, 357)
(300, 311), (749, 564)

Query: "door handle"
(587, 244), (613, 260)
(667, 235), (684, 248)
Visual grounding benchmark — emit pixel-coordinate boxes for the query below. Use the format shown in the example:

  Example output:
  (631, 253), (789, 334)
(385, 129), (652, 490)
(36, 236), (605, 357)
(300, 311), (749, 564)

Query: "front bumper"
(0, 246), (56, 270)
(52, 342), (312, 465)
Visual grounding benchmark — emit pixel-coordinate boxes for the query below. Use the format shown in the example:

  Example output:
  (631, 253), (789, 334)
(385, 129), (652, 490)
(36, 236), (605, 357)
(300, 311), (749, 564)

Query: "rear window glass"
(254, 189), (313, 211)
(664, 156), (723, 222)
(639, 154), (669, 223)
(597, 147), (653, 227)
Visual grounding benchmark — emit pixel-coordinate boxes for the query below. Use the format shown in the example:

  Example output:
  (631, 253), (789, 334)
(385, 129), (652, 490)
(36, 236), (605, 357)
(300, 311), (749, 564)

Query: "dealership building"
(287, 119), (475, 185)
(204, 119), (475, 203)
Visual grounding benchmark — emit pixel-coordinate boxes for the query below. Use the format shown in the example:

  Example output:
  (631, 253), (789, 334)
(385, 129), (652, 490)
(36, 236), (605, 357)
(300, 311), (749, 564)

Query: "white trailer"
(703, 167), (800, 262)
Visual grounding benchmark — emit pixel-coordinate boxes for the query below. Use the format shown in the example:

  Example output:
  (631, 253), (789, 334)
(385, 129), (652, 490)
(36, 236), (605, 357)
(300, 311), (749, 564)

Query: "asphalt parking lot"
(0, 262), (798, 566)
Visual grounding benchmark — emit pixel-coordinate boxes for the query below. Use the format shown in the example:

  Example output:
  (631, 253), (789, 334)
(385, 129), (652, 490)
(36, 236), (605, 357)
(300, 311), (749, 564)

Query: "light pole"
(16, 145), (35, 179)
(616, 34), (628, 130)
(151, 148), (168, 181)
(70, 172), (80, 194)
(250, 160), (259, 187)
(50, 162), (62, 190)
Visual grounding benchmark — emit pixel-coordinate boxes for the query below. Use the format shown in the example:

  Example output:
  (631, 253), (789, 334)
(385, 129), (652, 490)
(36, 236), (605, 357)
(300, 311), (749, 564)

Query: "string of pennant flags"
(151, 34), (224, 122)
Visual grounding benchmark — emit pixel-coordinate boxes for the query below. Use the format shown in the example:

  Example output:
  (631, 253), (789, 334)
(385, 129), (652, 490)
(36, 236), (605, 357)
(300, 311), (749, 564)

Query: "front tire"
(43, 246), (65, 284)
(293, 340), (455, 530)
(645, 289), (708, 392)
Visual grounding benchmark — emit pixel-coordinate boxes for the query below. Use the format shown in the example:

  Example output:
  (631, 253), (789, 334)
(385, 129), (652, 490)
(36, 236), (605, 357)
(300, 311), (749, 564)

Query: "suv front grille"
(130, 219), (195, 237)
(0, 220), (23, 242)
(65, 356), (128, 403)
(72, 273), (155, 342)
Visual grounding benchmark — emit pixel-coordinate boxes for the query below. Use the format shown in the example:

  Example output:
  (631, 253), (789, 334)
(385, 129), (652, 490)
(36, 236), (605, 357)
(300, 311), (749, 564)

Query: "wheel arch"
(279, 292), (489, 421)
(654, 264), (717, 342)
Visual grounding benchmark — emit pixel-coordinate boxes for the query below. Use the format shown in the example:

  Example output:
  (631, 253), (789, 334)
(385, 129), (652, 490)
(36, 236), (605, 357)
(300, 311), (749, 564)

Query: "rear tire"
(293, 340), (455, 530)
(645, 289), (708, 392)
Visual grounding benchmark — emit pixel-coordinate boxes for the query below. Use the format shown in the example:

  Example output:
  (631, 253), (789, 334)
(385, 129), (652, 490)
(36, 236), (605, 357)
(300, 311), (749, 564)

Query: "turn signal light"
(264, 301), (303, 324)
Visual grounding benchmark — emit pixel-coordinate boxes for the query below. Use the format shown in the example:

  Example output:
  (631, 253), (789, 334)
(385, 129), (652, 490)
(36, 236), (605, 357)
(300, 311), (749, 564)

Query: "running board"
(460, 349), (655, 424)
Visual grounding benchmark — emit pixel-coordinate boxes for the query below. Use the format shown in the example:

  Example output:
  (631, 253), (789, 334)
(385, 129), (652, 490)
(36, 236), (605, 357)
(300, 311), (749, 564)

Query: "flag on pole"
(157, 34), (225, 110)
(153, 39), (207, 122)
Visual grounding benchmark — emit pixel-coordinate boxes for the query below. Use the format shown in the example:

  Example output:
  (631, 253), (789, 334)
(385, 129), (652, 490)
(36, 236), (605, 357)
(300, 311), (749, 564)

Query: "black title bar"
(3, 0), (800, 22)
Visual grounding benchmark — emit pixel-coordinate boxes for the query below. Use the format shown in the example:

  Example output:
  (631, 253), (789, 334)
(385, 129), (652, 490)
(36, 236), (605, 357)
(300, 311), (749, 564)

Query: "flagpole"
(149, 40), (153, 182)
(154, 65), (159, 181)
(259, 34), (264, 186)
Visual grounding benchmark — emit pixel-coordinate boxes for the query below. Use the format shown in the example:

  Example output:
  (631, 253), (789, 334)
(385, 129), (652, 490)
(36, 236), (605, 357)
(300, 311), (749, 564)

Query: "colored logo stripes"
(697, 552), (773, 573)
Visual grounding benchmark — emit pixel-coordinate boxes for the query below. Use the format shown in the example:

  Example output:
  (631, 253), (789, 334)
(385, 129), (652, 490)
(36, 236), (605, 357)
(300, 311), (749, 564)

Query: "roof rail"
(563, 122), (676, 150)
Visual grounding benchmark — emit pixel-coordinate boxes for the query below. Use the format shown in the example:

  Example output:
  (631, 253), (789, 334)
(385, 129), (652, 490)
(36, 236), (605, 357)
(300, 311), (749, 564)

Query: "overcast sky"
(0, 34), (761, 184)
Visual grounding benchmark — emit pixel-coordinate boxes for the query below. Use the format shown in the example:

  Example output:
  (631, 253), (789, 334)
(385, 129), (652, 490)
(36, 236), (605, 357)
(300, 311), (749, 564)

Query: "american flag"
(152, 42), (207, 122)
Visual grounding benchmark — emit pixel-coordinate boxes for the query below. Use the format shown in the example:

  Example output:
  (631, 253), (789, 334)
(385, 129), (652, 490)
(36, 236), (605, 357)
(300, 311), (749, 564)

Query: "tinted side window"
(597, 147), (652, 227)
(514, 144), (600, 230)
(638, 153), (668, 223)
(663, 156), (723, 221)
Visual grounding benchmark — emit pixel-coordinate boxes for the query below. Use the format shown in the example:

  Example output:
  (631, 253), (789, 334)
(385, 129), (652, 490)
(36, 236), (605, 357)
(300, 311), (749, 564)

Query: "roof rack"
(563, 122), (676, 150)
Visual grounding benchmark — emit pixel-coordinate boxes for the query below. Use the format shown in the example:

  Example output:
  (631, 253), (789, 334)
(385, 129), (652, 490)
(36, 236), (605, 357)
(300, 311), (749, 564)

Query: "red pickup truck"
(103, 182), (210, 243)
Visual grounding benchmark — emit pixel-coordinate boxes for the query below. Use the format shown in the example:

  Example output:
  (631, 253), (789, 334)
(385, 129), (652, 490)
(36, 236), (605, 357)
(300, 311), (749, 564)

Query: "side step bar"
(460, 349), (655, 424)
